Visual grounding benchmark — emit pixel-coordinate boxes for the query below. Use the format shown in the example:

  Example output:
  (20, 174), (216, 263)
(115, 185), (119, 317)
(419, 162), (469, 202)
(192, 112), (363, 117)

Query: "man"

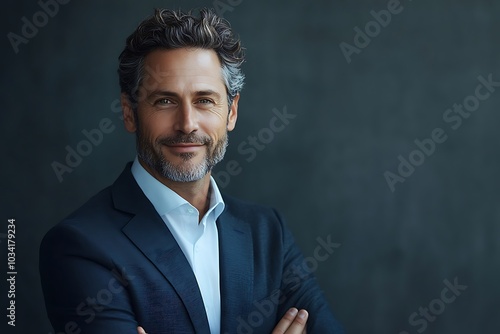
(40, 8), (344, 334)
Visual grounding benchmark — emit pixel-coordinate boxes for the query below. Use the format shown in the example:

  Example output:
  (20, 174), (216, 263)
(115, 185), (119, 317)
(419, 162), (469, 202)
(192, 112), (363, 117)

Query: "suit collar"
(111, 162), (148, 215)
(112, 163), (211, 333)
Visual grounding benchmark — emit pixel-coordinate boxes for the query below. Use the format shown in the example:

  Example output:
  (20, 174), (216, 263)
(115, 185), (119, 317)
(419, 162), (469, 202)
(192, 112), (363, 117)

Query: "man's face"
(122, 48), (238, 182)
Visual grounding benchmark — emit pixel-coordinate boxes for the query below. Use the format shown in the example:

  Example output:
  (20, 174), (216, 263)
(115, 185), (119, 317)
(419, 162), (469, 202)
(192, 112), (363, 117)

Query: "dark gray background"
(1, 0), (500, 333)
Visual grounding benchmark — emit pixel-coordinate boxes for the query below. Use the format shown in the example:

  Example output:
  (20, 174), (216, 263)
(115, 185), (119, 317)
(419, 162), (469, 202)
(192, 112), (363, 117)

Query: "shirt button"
(187, 207), (195, 214)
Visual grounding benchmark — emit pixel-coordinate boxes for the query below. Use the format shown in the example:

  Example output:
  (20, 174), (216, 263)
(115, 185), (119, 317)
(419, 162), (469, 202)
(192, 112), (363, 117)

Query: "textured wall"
(2, 0), (500, 333)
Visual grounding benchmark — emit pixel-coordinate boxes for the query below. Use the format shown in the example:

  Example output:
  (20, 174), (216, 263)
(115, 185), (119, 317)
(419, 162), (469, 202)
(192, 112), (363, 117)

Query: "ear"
(227, 93), (239, 132)
(121, 93), (137, 133)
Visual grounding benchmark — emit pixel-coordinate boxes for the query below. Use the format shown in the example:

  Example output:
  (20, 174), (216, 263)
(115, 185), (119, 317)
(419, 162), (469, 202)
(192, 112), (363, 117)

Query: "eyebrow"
(148, 90), (222, 100)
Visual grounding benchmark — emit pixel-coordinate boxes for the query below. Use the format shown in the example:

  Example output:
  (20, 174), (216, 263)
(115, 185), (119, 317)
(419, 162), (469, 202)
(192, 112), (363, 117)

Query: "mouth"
(165, 143), (204, 153)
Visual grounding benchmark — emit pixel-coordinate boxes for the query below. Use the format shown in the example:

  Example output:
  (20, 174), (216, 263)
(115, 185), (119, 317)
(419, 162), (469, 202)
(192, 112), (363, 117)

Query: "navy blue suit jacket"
(40, 164), (344, 333)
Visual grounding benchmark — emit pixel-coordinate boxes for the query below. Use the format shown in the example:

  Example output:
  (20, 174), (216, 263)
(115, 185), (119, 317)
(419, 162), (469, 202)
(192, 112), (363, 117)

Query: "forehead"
(142, 48), (225, 91)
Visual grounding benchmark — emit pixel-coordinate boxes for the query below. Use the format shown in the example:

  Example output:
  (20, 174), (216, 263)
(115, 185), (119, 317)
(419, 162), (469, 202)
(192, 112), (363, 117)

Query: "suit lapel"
(217, 204), (254, 333)
(112, 164), (211, 334)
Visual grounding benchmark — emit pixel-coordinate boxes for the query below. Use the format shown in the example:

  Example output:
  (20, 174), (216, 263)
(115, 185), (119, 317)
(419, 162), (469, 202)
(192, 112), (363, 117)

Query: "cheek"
(200, 113), (228, 142)
(137, 110), (173, 139)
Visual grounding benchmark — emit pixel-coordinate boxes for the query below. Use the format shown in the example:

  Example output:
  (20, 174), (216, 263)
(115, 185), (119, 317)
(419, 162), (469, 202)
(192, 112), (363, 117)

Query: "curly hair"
(118, 8), (245, 108)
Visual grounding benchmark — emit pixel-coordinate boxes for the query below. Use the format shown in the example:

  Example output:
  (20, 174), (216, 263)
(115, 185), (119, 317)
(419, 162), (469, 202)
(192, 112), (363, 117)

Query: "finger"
(272, 308), (299, 334)
(137, 326), (147, 334)
(273, 308), (308, 334)
(285, 309), (308, 333)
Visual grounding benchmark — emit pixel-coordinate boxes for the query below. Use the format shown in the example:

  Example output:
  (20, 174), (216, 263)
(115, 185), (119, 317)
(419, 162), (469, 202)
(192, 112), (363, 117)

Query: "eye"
(197, 98), (214, 105)
(155, 98), (174, 106)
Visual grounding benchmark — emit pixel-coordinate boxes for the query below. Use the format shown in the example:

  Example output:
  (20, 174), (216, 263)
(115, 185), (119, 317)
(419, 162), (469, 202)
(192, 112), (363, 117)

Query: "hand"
(272, 308), (308, 334)
(137, 326), (147, 334)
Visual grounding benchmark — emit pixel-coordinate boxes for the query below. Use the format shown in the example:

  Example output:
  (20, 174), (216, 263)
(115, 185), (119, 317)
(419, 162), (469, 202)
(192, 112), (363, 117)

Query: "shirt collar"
(131, 157), (225, 219)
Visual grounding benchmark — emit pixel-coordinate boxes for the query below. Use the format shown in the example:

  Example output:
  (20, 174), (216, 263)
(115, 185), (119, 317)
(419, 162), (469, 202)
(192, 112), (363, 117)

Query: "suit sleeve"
(274, 209), (345, 333)
(39, 223), (139, 334)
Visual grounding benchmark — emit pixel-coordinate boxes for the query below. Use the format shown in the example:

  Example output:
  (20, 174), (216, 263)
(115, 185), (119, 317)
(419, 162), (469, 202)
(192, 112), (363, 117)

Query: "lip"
(165, 143), (204, 153)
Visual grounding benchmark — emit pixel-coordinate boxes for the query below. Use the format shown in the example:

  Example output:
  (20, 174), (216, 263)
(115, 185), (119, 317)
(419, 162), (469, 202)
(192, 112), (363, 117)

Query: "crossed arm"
(137, 307), (309, 334)
(40, 207), (343, 333)
(40, 223), (315, 333)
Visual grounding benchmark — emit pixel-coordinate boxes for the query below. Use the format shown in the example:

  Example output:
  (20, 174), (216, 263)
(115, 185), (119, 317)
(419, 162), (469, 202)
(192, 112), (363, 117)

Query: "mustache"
(157, 133), (212, 146)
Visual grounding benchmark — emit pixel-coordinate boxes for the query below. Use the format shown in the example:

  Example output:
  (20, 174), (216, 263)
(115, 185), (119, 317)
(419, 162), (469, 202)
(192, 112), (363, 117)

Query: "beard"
(136, 129), (228, 183)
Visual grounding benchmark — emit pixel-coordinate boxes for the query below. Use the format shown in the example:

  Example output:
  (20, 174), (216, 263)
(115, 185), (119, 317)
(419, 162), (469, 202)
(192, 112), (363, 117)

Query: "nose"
(173, 102), (198, 134)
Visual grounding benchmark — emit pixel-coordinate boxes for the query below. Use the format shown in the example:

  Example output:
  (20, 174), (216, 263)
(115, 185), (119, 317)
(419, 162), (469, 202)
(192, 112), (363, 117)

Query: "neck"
(138, 159), (211, 221)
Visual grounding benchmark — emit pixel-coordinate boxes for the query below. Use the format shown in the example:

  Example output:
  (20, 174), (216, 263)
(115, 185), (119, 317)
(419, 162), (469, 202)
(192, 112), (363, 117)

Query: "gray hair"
(118, 8), (245, 107)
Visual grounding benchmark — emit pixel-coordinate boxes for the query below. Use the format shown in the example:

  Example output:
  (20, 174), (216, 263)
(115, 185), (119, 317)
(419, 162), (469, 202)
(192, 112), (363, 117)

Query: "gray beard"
(137, 132), (228, 182)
